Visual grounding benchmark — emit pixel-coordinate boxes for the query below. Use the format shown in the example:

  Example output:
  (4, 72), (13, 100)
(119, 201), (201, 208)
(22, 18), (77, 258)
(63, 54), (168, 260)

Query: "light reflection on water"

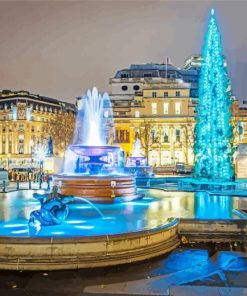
(0, 189), (245, 237)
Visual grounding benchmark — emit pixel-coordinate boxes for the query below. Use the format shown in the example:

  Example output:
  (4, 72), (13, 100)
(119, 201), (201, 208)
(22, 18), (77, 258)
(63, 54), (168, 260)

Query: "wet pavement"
(0, 247), (246, 296)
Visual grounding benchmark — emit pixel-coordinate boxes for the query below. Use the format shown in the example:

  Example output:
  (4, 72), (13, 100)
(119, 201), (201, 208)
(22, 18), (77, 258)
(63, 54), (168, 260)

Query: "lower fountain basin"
(0, 220), (179, 270)
(0, 189), (245, 270)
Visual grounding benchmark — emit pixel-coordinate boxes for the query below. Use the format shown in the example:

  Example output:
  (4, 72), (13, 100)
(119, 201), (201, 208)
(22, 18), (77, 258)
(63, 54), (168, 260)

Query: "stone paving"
(0, 248), (246, 295)
(84, 250), (247, 295)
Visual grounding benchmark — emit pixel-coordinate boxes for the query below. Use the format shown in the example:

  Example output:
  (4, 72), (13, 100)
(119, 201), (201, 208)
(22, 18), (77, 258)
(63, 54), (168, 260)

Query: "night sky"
(0, 0), (246, 103)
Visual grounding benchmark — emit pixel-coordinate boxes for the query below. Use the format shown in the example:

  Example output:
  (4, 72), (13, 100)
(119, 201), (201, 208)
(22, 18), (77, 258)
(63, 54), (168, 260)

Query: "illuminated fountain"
(125, 132), (153, 176)
(54, 87), (140, 202)
(0, 87), (181, 271)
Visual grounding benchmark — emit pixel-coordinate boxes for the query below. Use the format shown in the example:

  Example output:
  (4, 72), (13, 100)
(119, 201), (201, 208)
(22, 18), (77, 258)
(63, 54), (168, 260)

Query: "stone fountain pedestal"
(53, 174), (141, 203)
(55, 145), (142, 202)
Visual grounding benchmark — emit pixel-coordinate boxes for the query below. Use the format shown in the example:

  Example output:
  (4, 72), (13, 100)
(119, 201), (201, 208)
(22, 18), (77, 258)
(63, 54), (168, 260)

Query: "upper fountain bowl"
(69, 145), (121, 157)
(66, 144), (123, 175)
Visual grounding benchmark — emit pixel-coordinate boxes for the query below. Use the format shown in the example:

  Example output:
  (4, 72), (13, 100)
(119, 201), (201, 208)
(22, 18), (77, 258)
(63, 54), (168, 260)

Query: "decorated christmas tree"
(194, 9), (234, 182)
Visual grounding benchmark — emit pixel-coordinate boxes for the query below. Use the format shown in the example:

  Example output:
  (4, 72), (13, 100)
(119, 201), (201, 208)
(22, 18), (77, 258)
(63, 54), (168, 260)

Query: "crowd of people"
(9, 170), (51, 183)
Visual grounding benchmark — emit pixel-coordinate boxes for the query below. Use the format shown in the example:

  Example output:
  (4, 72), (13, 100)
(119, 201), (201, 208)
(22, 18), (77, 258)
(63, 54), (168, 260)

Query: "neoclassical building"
(110, 59), (244, 167)
(0, 90), (75, 170)
(111, 80), (197, 166)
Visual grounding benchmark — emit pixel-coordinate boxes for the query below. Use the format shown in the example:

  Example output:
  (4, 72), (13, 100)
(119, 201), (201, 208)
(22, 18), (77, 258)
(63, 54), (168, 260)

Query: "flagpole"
(165, 56), (168, 81)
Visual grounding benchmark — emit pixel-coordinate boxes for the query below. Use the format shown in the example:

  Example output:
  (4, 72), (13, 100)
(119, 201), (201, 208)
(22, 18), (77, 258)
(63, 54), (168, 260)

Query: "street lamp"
(7, 154), (10, 171)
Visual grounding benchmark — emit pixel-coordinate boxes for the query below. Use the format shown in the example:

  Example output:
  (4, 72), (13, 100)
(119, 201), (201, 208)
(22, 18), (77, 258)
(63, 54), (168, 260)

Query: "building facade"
(0, 90), (75, 171)
(110, 59), (245, 167)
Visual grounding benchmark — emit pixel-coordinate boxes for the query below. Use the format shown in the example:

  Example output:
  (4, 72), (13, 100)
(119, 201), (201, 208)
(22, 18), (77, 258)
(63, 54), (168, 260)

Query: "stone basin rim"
(0, 218), (179, 243)
(53, 174), (135, 179)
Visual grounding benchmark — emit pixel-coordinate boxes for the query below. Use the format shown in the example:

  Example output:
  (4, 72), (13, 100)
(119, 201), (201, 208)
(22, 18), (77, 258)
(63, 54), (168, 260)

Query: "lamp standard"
(7, 154), (10, 171)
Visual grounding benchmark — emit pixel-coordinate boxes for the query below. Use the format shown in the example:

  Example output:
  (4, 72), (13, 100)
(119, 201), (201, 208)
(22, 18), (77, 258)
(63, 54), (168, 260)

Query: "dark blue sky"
(0, 0), (246, 102)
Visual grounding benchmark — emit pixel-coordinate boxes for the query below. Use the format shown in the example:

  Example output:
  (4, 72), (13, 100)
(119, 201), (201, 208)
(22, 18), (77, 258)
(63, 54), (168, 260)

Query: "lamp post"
(7, 154), (10, 171)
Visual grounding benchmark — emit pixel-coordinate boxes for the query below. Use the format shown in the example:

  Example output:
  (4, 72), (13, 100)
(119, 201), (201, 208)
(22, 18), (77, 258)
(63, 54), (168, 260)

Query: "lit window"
(151, 129), (156, 142)
(164, 92), (168, 97)
(163, 103), (169, 114)
(135, 111), (140, 117)
(152, 103), (157, 114)
(19, 124), (24, 131)
(19, 145), (24, 154)
(19, 134), (24, 143)
(176, 91), (180, 97)
(175, 102), (181, 114)
(152, 92), (157, 98)
(175, 129), (181, 142)
(164, 129), (169, 143)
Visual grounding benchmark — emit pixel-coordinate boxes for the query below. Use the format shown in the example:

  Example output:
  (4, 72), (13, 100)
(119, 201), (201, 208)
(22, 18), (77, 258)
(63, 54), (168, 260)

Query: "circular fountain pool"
(0, 189), (246, 270)
(0, 189), (183, 270)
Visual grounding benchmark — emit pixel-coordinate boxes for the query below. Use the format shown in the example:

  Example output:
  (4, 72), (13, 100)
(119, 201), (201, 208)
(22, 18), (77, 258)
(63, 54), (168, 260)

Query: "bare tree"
(181, 123), (194, 164)
(139, 123), (161, 164)
(49, 112), (75, 156)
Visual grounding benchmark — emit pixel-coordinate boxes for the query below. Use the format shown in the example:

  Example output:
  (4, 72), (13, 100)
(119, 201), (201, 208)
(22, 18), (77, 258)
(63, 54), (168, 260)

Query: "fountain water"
(54, 87), (141, 202)
(74, 196), (105, 218)
(125, 132), (153, 176)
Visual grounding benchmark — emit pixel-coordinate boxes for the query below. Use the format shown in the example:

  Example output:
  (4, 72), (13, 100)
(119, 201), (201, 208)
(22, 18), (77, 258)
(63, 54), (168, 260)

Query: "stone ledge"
(0, 219), (179, 270)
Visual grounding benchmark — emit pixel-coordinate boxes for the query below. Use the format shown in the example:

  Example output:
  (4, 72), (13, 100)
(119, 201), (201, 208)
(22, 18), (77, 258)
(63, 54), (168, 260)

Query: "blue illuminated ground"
(0, 189), (246, 237)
